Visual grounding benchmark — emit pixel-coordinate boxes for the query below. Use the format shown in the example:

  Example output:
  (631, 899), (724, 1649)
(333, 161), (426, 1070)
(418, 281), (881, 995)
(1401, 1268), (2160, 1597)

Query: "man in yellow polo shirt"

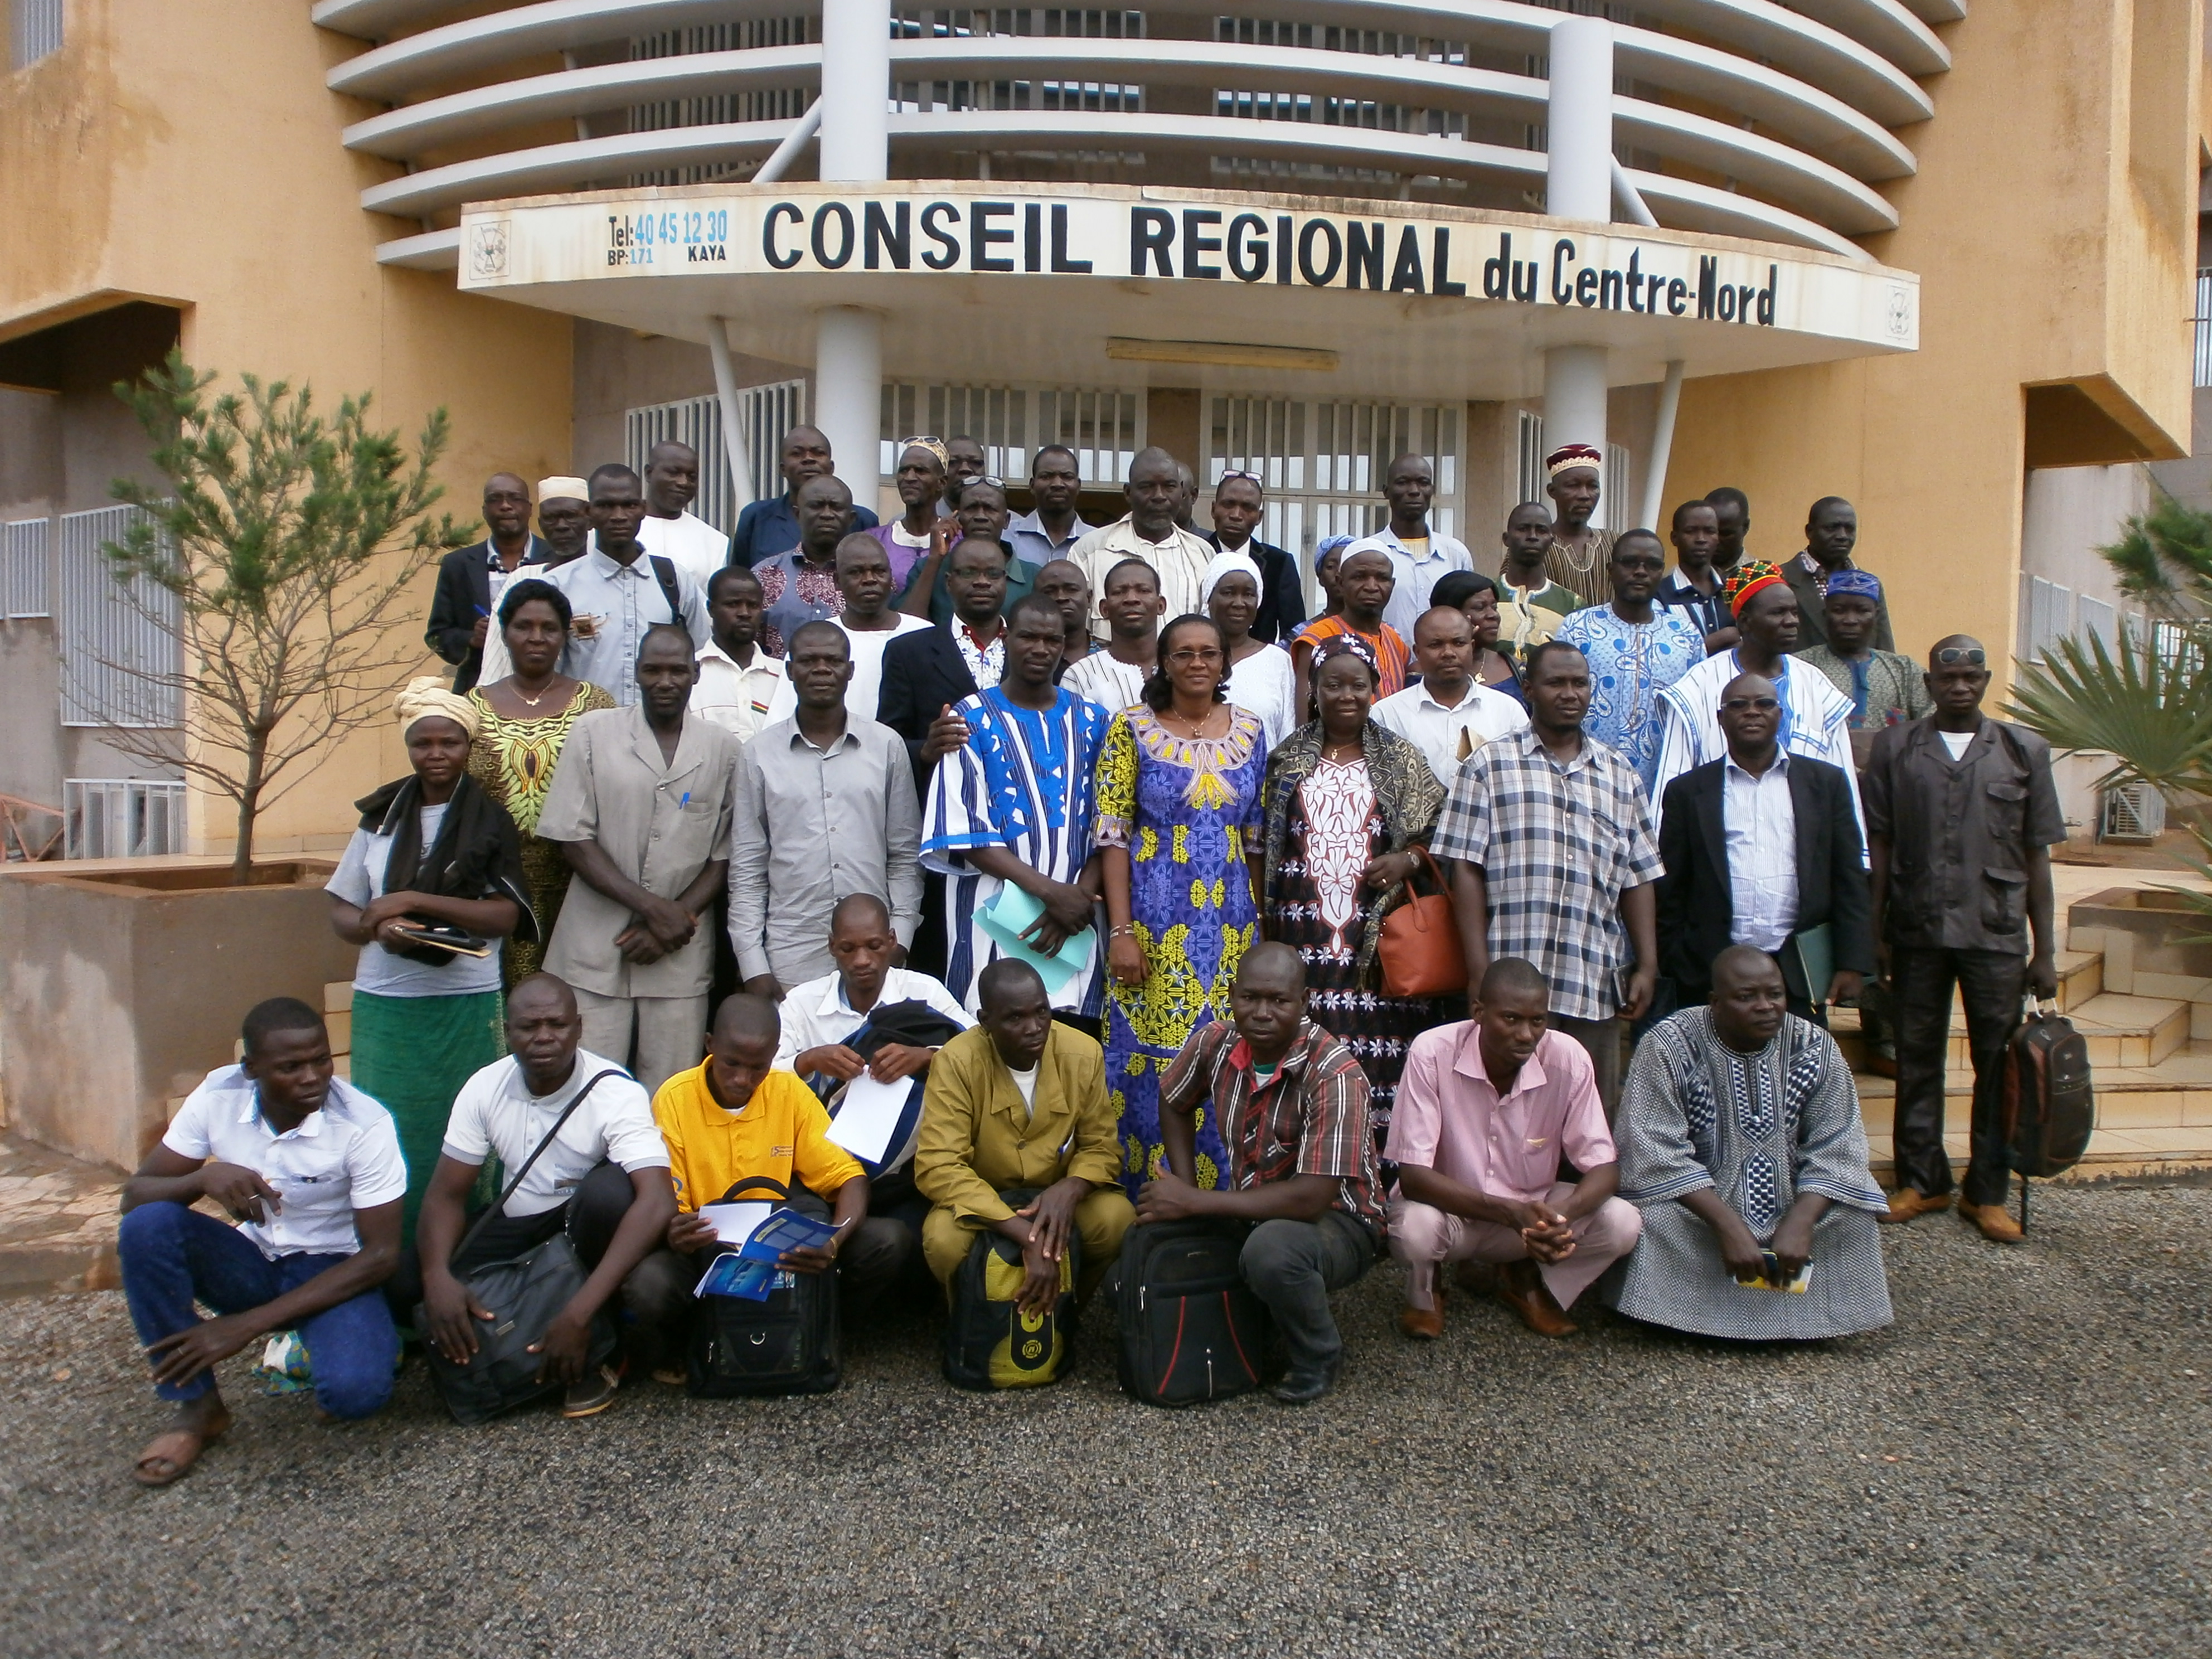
(625, 995), (914, 1381)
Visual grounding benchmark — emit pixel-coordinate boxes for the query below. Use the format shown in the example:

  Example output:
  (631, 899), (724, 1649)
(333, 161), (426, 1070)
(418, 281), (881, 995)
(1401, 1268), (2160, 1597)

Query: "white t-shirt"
(1060, 649), (1151, 715)
(636, 510), (731, 589)
(162, 1066), (408, 1259)
(1938, 728), (1975, 759)
(839, 613), (933, 724)
(325, 803), (505, 998)
(440, 1051), (668, 1217)
(1008, 1064), (1040, 1118)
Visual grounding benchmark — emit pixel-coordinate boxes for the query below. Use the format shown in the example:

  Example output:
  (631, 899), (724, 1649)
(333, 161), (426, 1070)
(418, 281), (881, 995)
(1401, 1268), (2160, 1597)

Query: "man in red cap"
(1542, 443), (1613, 608)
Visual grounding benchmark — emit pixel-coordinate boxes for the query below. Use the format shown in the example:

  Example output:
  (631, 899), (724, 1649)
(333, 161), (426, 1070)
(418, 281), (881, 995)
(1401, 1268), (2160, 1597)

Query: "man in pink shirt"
(1385, 957), (1642, 1340)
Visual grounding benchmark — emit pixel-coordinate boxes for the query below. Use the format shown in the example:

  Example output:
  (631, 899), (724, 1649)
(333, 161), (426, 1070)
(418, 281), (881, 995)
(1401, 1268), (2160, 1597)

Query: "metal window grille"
(1516, 410), (1545, 507)
(2196, 270), (2212, 389)
(2077, 594), (2118, 651)
(62, 778), (188, 860)
(1205, 399), (1463, 604)
(3, 516), (51, 619)
(1599, 442), (1633, 531)
(626, 380), (805, 533)
(58, 506), (183, 729)
(879, 384), (1141, 486)
(10, 0), (62, 69)
(2019, 574), (2072, 664)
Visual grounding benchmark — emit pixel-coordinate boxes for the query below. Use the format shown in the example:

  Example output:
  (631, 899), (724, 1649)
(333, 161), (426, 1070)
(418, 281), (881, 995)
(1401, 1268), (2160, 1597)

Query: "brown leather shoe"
(1496, 1259), (1578, 1337)
(1398, 1282), (1445, 1340)
(1879, 1187), (1953, 1225)
(1960, 1201), (2024, 1244)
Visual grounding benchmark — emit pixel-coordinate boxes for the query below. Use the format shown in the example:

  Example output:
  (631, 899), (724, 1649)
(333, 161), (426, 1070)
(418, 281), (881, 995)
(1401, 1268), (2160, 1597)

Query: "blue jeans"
(118, 1202), (399, 1419)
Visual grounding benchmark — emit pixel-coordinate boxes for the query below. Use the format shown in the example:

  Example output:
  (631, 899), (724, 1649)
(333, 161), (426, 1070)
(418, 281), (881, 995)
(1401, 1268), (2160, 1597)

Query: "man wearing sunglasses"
(1863, 637), (2064, 1244)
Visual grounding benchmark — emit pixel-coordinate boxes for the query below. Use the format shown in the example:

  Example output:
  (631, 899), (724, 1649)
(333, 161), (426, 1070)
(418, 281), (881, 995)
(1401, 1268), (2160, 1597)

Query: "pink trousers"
(1388, 1184), (1641, 1311)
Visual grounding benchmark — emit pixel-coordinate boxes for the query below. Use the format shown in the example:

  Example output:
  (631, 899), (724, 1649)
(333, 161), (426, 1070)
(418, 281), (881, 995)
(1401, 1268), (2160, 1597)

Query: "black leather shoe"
(1270, 1361), (1341, 1405)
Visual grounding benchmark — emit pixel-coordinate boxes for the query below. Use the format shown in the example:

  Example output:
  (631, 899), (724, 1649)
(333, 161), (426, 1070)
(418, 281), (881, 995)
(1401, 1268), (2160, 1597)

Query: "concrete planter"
(0, 857), (356, 1172)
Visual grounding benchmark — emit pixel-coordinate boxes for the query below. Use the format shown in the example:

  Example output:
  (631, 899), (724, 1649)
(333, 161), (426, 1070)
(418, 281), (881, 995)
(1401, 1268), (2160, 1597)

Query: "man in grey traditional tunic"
(1604, 946), (1891, 1341)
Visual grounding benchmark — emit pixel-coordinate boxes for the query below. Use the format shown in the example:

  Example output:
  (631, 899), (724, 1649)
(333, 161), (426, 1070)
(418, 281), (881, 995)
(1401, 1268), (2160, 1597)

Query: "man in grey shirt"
(730, 620), (923, 998)
(536, 625), (738, 1092)
(544, 463), (710, 706)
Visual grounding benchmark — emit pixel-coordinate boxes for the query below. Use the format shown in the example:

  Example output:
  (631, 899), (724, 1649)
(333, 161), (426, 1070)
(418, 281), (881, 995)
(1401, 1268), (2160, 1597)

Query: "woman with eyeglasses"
(1432, 570), (1525, 705)
(1093, 614), (1271, 1196)
(1202, 547), (1298, 746)
(1258, 634), (1445, 1156)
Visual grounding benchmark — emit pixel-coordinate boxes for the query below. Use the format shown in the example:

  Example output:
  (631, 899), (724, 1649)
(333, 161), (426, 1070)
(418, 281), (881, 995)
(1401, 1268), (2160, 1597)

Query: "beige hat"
(537, 475), (590, 503)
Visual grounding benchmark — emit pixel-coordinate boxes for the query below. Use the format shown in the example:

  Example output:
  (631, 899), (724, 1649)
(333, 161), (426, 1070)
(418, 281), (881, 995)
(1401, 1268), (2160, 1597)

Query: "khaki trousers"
(922, 1187), (1136, 1303)
(570, 986), (709, 1097)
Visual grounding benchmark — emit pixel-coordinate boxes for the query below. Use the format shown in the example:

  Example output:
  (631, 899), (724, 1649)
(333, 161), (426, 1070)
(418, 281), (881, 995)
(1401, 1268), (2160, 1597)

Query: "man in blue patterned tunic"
(921, 593), (1111, 1025)
(1603, 945), (1892, 1341)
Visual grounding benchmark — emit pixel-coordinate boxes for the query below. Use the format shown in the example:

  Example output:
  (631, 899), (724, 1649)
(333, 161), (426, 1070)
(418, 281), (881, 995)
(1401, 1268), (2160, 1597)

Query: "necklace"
(1162, 706), (1219, 740)
(512, 678), (556, 709)
(1322, 739), (1362, 762)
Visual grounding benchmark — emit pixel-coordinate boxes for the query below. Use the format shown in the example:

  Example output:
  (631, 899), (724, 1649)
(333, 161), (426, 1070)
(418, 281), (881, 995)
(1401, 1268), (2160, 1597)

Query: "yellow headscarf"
(395, 675), (481, 741)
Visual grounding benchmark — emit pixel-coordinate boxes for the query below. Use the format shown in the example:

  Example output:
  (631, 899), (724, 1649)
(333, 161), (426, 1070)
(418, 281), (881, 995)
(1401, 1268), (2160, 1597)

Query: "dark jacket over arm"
(875, 625), (981, 797)
(1655, 755), (1873, 998)
(425, 538), (550, 692)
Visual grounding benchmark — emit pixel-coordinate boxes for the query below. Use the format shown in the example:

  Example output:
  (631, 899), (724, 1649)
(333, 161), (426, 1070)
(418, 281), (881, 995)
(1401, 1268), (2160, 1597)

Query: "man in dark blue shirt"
(730, 424), (879, 567)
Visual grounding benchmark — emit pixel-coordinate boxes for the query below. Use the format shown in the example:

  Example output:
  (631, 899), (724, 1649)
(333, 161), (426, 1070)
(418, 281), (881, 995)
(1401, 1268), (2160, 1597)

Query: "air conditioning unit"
(2099, 782), (2166, 844)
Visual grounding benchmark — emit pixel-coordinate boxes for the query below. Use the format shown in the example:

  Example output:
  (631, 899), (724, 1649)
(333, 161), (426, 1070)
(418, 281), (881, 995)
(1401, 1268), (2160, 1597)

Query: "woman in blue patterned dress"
(1094, 614), (1270, 1195)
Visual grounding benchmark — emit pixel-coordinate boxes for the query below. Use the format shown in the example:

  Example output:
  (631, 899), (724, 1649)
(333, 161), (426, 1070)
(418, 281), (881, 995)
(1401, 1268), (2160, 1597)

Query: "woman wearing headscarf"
(327, 677), (533, 1240)
(1259, 634), (1446, 1156)
(1201, 546), (1298, 746)
(467, 578), (615, 987)
(1312, 533), (1354, 621)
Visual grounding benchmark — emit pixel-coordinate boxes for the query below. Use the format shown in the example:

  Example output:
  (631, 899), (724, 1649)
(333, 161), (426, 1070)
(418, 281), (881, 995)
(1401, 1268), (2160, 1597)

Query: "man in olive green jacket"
(914, 960), (1134, 1309)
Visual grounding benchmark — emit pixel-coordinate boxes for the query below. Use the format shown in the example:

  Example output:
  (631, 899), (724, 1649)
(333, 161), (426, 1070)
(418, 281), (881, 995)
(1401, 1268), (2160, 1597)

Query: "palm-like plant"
(2007, 494), (2212, 932)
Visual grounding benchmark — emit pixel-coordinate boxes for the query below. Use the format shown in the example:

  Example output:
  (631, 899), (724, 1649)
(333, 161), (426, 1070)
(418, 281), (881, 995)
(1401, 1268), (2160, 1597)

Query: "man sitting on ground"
(627, 994), (916, 1380)
(1603, 946), (1893, 1341)
(398, 973), (675, 1418)
(1386, 958), (1641, 1341)
(118, 998), (406, 1486)
(775, 893), (972, 1080)
(914, 959), (1134, 1311)
(1139, 943), (1384, 1404)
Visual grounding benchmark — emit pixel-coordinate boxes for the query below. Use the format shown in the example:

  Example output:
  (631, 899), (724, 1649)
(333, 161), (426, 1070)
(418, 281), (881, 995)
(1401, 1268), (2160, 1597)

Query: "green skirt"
(350, 987), (505, 1246)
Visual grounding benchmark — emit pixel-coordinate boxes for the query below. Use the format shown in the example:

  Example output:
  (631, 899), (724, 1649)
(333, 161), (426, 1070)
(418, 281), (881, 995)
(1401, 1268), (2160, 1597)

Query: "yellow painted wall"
(0, 2), (573, 856)
(1662, 0), (2204, 680)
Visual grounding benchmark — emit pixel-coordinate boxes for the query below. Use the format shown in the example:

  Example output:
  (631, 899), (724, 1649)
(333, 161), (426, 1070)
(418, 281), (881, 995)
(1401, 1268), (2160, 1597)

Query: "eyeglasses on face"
(1166, 648), (1224, 665)
(1720, 696), (1781, 712)
(1934, 646), (1987, 667)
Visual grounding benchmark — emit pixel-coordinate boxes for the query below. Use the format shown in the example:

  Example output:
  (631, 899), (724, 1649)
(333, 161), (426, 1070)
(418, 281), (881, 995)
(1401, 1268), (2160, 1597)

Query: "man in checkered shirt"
(1435, 639), (1664, 1109)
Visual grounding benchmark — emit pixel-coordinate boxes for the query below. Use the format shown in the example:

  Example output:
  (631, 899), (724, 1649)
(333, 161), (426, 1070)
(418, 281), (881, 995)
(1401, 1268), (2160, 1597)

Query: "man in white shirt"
(1351, 453), (1474, 642)
(1372, 605), (1529, 790)
(777, 894), (973, 1075)
(832, 532), (932, 721)
(633, 439), (731, 588)
(1071, 446), (1214, 641)
(1061, 557), (1163, 713)
(403, 974), (676, 1419)
(118, 998), (408, 1485)
(691, 565), (795, 743)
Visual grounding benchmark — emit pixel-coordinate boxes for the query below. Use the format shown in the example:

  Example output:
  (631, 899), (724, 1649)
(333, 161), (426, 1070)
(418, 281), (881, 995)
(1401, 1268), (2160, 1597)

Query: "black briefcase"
(687, 1177), (843, 1397)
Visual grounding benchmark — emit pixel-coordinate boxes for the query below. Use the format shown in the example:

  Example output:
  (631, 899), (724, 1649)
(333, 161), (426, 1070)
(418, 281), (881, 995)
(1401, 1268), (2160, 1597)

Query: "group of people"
(113, 427), (2064, 1483)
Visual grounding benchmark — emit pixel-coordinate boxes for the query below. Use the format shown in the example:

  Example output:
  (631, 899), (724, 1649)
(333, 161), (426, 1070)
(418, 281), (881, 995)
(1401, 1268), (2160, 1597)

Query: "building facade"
(1, 0), (2204, 853)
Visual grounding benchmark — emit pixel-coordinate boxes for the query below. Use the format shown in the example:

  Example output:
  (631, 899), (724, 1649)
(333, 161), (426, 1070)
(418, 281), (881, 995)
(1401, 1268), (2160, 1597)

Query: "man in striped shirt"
(1141, 943), (1382, 1405)
(1434, 639), (1665, 1111)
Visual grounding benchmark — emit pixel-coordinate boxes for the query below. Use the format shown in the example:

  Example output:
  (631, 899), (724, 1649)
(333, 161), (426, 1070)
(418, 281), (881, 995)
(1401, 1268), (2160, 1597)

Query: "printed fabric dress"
(1093, 705), (1270, 1195)
(1553, 603), (1708, 793)
(467, 680), (617, 987)
(1259, 721), (1446, 1157)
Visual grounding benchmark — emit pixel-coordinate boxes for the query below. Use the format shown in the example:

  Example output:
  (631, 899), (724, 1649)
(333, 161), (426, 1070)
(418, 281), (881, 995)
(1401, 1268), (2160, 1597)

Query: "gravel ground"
(2, 1182), (2208, 1658)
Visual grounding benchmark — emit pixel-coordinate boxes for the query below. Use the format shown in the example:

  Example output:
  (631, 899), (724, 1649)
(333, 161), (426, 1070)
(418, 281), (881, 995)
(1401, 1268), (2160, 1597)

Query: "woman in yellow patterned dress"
(1094, 614), (1271, 1196)
(466, 578), (615, 986)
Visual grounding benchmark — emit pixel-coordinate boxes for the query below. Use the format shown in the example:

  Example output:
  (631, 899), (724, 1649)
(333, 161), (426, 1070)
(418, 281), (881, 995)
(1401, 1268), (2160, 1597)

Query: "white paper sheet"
(697, 1200), (772, 1245)
(825, 1071), (911, 1163)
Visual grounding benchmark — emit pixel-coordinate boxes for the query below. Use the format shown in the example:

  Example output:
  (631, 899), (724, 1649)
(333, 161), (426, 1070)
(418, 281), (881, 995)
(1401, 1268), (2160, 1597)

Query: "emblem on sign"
(470, 220), (511, 280)
(1886, 285), (1913, 341)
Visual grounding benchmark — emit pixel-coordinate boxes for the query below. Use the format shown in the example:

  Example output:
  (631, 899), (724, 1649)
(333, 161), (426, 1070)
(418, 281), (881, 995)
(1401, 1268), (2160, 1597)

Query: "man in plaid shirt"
(1435, 639), (1663, 1109)
(1139, 943), (1384, 1405)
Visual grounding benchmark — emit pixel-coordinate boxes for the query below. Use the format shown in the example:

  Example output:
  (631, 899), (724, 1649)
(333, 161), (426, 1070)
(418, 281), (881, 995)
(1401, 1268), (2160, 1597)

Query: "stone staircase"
(1842, 925), (2212, 1184)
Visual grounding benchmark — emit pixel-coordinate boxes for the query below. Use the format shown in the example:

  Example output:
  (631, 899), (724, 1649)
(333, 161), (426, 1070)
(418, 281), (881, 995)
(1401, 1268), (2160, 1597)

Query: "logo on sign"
(1886, 286), (1913, 341)
(470, 221), (511, 280)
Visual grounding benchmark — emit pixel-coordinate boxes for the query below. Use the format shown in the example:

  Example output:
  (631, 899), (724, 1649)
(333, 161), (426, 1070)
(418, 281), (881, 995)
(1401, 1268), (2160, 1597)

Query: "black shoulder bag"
(416, 1069), (626, 1425)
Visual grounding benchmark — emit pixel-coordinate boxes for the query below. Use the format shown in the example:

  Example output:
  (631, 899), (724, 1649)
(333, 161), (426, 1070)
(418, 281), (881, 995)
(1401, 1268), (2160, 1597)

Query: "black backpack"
(1115, 1219), (1273, 1408)
(686, 1177), (842, 1397)
(942, 1187), (1080, 1390)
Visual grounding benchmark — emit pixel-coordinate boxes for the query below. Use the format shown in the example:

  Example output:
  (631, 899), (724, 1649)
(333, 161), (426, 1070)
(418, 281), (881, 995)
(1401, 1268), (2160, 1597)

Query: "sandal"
(133, 1423), (223, 1488)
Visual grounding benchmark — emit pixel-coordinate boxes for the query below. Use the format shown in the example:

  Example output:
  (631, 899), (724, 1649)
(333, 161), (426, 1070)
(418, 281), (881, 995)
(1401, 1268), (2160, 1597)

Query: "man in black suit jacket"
(1655, 671), (1873, 1023)
(425, 472), (551, 691)
(1201, 472), (1306, 643)
(876, 537), (1013, 978)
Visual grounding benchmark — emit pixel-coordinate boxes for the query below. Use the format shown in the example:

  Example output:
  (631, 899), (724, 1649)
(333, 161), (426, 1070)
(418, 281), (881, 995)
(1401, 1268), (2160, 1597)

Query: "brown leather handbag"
(1377, 845), (1466, 999)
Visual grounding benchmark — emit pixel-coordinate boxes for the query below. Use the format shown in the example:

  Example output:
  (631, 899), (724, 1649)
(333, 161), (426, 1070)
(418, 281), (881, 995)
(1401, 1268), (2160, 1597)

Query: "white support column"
(816, 307), (883, 504)
(1638, 361), (1686, 535)
(1546, 16), (1613, 223)
(1543, 345), (1609, 475)
(816, 0), (889, 500)
(1544, 17), (1617, 487)
(705, 318), (758, 514)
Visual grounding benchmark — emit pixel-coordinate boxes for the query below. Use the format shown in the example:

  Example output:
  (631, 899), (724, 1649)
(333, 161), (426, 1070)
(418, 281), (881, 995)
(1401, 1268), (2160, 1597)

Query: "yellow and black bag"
(942, 1187), (1081, 1390)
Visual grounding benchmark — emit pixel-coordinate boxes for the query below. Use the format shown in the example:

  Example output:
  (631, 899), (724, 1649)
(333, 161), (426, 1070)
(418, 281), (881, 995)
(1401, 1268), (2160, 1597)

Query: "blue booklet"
(692, 1206), (840, 1301)
(738, 1206), (839, 1263)
(694, 1253), (789, 1301)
